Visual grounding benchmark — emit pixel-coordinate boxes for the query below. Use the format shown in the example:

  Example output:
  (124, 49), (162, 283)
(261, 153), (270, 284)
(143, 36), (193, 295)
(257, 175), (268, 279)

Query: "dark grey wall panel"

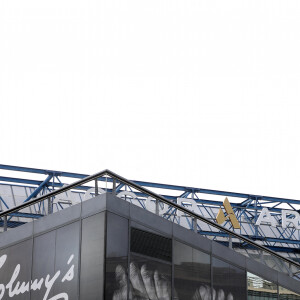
(129, 204), (173, 237)
(81, 194), (107, 218)
(229, 263), (247, 300)
(105, 193), (130, 219)
(0, 222), (33, 249)
(53, 221), (80, 300)
(31, 231), (56, 300)
(174, 240), (211, 300)
(0, 239), (33, 300)
(106, 212), (128, 258)
(106, 212), (129, 300)
(80, 212), (105, 300)
(33, 203), (81, 236)
(212, 256), (247, 300)
(212, 257), (231, 299)
(211, 241), (246, 269)
(173, 222), (212, 254)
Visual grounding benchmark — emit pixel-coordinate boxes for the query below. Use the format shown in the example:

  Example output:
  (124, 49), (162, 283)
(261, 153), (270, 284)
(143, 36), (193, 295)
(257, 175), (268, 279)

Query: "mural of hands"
(113, 262), (171, 300)
(113, 263), (234, 300)
(192, 285), (234, 300)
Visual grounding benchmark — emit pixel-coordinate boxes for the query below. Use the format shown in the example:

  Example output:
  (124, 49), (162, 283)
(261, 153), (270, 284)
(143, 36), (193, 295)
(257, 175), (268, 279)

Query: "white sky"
(1, 0), (300, 200)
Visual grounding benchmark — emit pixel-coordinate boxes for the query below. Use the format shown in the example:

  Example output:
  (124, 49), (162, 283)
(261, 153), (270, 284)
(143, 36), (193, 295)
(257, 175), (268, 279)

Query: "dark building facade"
(0, 193), (299, 299)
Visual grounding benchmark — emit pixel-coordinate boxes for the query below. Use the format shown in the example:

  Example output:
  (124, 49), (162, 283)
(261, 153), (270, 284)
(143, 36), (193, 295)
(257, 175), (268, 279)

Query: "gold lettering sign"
(216, 197), (241, 229)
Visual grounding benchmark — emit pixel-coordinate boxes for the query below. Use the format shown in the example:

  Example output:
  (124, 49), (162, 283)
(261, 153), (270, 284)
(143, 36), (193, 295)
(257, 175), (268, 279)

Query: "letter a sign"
(216, 197), (241, 229)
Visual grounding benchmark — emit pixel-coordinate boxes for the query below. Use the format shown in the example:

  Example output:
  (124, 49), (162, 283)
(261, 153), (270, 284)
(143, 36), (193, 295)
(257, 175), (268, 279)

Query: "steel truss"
(0, 164), (299, 262)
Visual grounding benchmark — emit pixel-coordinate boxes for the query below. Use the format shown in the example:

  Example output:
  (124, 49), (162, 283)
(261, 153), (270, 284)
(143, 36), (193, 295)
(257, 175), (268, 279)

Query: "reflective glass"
(247, 272), (278, 299)
(174, 240), (211, 299)
(213, 257), (247, 300)
(107, 257), (128, 300)
(106, 213), (129, 300)
(229, 263), (247, 299)
(279, 286), (300, 300)
(129, 254), (172, 300)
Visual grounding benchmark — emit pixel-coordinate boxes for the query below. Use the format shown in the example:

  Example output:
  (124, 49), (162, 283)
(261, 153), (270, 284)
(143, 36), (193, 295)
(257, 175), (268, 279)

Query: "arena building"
(0, 165), (299, 299)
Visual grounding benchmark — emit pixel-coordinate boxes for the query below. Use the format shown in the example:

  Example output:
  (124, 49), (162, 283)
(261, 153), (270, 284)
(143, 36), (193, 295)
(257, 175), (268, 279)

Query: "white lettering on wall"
(113, 189), (300, 231)
(255, 208), (300, 230)
(0, 254), (75, 300)
(177, 198), (199, 229)
(255, 208), (278, 227)
(282, 210), (300, 230)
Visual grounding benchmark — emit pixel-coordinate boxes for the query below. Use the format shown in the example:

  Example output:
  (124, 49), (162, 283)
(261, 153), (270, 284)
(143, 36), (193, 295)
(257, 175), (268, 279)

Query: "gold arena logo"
(216, 197), (240, 229)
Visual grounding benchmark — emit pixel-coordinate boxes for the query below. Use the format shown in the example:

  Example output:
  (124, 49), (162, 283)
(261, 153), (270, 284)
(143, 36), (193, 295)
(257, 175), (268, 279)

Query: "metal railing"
(0, 169), (300, 280)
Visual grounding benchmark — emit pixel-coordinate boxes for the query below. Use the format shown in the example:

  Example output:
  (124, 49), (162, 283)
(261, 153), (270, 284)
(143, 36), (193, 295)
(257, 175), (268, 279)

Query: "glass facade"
(129, 254), (172, 300)
(174, 240), (210, 300)
(129, 228), (172, 300)
(0, 208), (300, 300)
(279, 286), (300, 300)
(106, 213), (129, 300)
(105, 221), (300, 300)
(247, 272), (278, 300)
(212, 257), (247, 300)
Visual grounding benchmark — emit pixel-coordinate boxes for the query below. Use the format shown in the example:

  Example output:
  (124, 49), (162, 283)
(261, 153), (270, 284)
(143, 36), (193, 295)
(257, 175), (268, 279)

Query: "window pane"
(213, 257), (247, 300)
(279, 285), (300, 300)
(229, 264), (247, 300)
(106, 213), (129, 300)
(247, 272), (278, 300)
(174, 240), (211, 300)
(129, 254), (172, 300)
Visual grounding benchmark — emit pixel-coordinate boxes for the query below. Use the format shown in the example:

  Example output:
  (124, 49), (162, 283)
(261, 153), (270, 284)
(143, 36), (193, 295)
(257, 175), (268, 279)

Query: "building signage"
(255, 207), (300, 229)
(0, 253), (75, 300)
(215, 198), (300, 230)
(92, 189), (300, 231)
(216, 197), (240, 229)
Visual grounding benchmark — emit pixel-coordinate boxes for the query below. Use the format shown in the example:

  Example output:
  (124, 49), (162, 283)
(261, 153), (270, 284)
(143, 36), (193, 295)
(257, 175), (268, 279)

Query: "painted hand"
(192, 285), (234, 300)
(113, 263), (171, 300)
(113, 264), (233, 300)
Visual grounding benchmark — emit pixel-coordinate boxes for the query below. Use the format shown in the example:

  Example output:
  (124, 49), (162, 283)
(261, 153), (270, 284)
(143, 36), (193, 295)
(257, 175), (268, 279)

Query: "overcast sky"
(1, 0), (300, 200)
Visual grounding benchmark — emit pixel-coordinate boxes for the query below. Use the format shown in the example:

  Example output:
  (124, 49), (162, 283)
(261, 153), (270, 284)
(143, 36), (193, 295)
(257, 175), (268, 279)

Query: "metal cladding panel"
(0, 198), (106, 300)
(80, 212), (105, 300)
(106, 212), (128, 258)
(0, 223), (81, 300)
(53, 221), (80, 300)
(31, 230), (56, 300)
(106, 212), (129, 300)
(0, 239), (33, 300)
